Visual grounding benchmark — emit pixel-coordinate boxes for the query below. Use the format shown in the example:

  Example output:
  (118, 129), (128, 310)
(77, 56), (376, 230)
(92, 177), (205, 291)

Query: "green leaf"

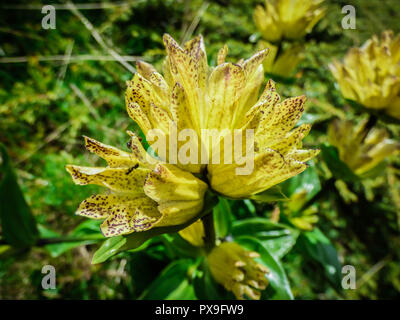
(243, 199), (256, 215)
(91, 190), (220, 264)
(0, 144), (38, 248)
(320, 144), (359, 182)
(236, 236), (294, 300)
(140, 259), (196, 300)
(213, 197), (232, 239)
(91, 226), (177, 264)
(299, 228), (342, 290)
(38, 220), (103, 258)
(71, 219), (104, 237)
(92, 236), (127, 264)
(281, 162), (321, 204)
(249, 185), (288, 202)
(170, 234), (202, 258)
(232, 218), (299, 259)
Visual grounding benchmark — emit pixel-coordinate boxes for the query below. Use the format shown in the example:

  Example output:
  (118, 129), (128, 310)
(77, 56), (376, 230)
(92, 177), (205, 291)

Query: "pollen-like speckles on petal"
(83, 136), (137, 168)
(126, 130), (148, 163)
(77, 194), (113, 219)
(258, 95), (306, 139)
(170, 82), (192, 128)
(127, 102), (152, 134)
(136, 60), (158, 80)
(149, 103), (172, 132)
(183, 34), (205, 59)
(84, 136), (122, 158)
(242, 49), (269, 78)
(99, 196), (161, 237)
(125, 73), (153, 114)
(257, 79), (278, 104)
(209, 148), (308, 198)
(244, 90), (281, 129)
(265, 79), (276, 91)
(267, 124), (312, 154)
(77, 194), (150, 220)
(66, 164), (149, 195)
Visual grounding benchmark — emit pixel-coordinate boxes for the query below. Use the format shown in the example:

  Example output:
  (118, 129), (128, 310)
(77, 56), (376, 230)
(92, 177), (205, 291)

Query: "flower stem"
(201, 211), (216, 253)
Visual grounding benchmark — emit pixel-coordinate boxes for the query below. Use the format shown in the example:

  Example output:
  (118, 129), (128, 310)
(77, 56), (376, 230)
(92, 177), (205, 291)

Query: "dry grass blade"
(66, 0), (136, 74)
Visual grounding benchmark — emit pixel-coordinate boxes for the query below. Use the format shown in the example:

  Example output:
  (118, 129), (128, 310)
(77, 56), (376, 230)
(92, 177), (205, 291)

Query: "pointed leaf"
(140, 259), (196, 300)
(232, 217), (299, 259)
(0, 144), (38, 248)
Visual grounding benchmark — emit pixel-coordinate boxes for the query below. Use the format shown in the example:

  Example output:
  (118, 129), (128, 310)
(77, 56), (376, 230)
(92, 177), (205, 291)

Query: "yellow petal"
(126, 130), (150, 165)
(156, 199), (205, 226)
(100, 196), (161, 237)
(217, 44), (229, 65)
(206, 63), (245, 129)
(84, 136), (136, 168)
(66, 165), (148, 195)
(256, 95), (306, 137)
(207, 242), (268, 300)
(144, 163), (207, 202)
(170, 82), (195, 129)
(126, 102), (152, 135)
(286, 149), (320, 162)
(209, 149), (307, 198)
(178, 219), (205, 247)
(241, 49), (269, 79)
(144, 163), (207, 226)
(267, 124), (312, 154)
(76, 194), (155, 220)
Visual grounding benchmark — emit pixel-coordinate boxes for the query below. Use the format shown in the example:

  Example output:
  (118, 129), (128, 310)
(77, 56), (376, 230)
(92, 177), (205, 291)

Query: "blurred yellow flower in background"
(258, 40), (305, 77)
(207, 242), (269, 300)
(66, 133), (207, 237)
(330, 31), (400, 120)
(254, 0), (326, 42)
(328, 118), (400, 176)
(285, 190), (319, 230)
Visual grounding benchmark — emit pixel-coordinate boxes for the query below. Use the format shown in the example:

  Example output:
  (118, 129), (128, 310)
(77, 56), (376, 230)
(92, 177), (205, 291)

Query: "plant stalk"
(201, 211), (216, 253)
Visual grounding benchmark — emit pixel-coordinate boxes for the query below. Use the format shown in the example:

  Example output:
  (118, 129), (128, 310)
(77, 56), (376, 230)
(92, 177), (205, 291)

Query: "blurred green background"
(0, 0), (400, 299)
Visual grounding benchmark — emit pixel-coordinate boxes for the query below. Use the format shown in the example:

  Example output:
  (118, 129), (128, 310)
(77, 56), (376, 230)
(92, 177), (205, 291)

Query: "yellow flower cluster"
(328, 118), (400, 176)
(67, 34), (318, 239)
(127, 34), (319, 198)
(330, 31), (400, 120)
